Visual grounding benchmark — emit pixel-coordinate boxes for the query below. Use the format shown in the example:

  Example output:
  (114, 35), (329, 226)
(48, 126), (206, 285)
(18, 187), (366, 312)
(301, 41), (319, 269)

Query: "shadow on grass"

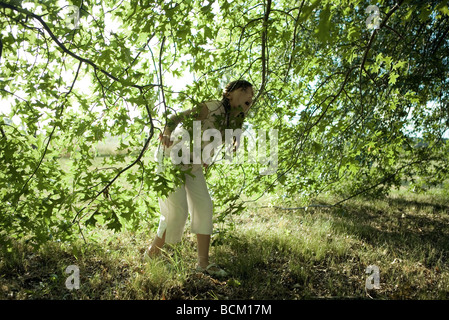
(1, 194), (448, 300)
(207, 194), (449, 299)
(331, 197), (449, 263)
(208, 228), (369, 299)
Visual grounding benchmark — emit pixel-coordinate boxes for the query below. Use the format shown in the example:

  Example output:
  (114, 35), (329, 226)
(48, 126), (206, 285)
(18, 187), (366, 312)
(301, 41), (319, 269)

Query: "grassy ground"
(1, 186), (448, 300)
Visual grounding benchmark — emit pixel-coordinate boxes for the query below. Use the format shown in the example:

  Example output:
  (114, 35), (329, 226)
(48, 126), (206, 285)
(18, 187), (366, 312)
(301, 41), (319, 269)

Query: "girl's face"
(226, 87), (254, 114)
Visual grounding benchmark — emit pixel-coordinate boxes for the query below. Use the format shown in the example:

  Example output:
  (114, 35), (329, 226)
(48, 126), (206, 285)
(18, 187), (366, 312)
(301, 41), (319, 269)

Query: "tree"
(1, 0), (448, 249)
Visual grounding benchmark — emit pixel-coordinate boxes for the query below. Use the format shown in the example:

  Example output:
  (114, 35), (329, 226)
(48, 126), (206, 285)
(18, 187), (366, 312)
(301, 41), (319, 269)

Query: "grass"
(1, 186), (448, 300)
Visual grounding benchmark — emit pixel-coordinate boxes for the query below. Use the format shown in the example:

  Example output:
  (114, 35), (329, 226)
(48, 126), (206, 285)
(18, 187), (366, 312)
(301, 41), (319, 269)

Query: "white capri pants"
(156, 164), (214, 244)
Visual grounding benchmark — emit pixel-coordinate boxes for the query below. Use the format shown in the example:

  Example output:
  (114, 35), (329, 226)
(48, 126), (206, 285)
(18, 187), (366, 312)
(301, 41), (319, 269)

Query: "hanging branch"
(360, 1), (402, 73)
(257, 155), (435, 213)
(284, 0), (305, 82)
(247, 65), (357, 204)
(0, 1), (159, 90)
(359, 2), (403, 114)
(0, 35), (3, 63)
(0, 1), (159, 225)
(259, 204), (334, 210)
(13, 61), (83, 210)
(0, 126), (6, 140)
(245, 2), (405, 208)
(261, 0), (272, 89)
(253, 0), (272, 105)
(158, 36), (169, 125)
(72, 86), (155, 224)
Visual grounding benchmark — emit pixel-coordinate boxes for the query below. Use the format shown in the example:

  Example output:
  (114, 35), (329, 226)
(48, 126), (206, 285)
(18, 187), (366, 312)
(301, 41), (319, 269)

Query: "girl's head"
(222, 80), (254, 115)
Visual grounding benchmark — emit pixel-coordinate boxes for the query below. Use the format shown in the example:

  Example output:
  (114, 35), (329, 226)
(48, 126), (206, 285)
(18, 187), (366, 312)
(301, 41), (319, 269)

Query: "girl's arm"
(160, 103), (209, 147)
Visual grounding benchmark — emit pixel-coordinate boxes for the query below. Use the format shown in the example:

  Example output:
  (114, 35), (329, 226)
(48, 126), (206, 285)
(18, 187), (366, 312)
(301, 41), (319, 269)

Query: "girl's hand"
(233, 138), (240, 152)
(159, 132), (173, 148)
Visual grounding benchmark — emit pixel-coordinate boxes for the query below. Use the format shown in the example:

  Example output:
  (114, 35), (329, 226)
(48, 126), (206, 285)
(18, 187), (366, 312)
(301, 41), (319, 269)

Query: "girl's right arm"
(159, 103), (209, 147)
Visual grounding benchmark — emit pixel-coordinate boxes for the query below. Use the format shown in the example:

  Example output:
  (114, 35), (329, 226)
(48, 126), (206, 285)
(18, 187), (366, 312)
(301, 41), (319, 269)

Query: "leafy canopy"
(1, 0), (448, 249)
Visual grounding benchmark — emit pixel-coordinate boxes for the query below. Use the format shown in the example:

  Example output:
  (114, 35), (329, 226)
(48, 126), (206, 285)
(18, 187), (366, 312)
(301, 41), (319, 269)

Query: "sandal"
(196, 263), (228, 277)
(142, 247), (161, 262)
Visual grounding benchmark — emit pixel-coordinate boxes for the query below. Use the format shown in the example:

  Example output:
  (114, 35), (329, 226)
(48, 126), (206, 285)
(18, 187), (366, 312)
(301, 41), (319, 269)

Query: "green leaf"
(106, 211), (122, 232)
(389, 72), (399, 85)
(85, 210), (99, 227)
(315, 4), (331, 43)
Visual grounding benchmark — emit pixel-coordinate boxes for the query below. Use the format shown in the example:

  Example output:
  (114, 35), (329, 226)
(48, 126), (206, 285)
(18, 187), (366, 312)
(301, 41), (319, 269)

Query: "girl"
(144, 80), (254, 277)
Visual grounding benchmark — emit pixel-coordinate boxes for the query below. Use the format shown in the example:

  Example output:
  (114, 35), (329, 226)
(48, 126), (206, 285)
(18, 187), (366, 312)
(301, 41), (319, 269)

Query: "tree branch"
(72, 86), (155, 224)
(284, 0), (305, 82)
(0, 1), (158, 90)
(253, 0), (272, 105)
(0, 126), (6, 140)
(0, 1), (159, 226)
(331, 158), (427, 207)
(259, 204), (333, 210)
(360, 1), (403, 73)
(0, 35), (3, 63)
(246, 65), (358, 204)
(13, 61), (83, 210)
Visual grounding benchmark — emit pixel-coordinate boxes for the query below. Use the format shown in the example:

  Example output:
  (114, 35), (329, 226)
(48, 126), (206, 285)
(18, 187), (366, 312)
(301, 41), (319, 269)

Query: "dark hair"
(221, 80), (253, 127)
(222, 80), (253, 100)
